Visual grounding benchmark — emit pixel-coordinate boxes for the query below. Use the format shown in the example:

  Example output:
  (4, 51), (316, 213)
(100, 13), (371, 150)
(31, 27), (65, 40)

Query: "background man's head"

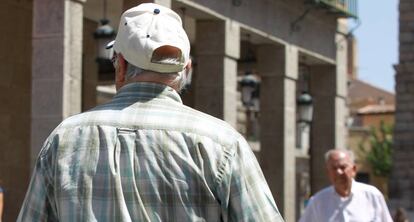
(324, 149), (357, 196)
(108, 3), (192, 91)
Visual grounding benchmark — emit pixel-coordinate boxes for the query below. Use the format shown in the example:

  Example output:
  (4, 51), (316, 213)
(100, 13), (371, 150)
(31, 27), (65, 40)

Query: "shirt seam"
(55, 124), (238, 148)
(214, 141), (237, 187)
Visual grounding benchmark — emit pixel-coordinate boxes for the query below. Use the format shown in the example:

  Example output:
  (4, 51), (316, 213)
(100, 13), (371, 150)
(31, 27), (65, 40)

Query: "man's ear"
(115, 54), (127, 90)
(351, 164), (357, 177)
(185, 59), (192, 73)
(184, 59), (192, 79)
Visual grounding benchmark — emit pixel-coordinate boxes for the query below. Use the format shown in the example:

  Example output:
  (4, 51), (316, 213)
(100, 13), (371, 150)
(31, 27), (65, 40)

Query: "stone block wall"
(390, 0), (414, 218)
(191, 0), (338, 60)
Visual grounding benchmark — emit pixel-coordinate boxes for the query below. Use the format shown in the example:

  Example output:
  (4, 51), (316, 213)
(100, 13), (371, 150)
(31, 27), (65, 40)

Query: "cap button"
(154, 8), (160, 14)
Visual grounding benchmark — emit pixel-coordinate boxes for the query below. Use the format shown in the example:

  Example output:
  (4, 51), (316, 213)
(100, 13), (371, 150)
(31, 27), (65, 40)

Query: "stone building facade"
(390, 0), (414, 219)
(0, 0), (353, 221)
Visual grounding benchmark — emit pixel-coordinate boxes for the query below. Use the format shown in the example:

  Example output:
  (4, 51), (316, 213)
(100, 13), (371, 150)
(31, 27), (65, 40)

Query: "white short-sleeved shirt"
(299, 180), (393, 222)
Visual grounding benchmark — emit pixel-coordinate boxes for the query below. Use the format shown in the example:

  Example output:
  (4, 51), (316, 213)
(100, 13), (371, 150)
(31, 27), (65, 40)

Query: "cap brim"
(105, 40), (115, 49)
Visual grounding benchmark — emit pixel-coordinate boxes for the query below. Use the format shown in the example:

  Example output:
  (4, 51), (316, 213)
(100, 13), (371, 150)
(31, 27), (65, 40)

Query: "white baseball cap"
(107, 3), (190, 73)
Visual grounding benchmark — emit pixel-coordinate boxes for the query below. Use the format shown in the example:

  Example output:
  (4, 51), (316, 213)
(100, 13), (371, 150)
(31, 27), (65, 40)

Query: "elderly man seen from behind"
(17, 3), (284, 222)
(299, 149), (393, 222)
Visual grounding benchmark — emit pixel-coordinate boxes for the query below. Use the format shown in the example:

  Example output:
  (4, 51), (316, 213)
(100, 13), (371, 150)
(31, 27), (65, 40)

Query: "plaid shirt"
(18, 82), (283, 222)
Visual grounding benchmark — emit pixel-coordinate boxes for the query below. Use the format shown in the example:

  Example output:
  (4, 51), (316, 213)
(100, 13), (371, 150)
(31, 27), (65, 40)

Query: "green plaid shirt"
(18, 82), (283, 222)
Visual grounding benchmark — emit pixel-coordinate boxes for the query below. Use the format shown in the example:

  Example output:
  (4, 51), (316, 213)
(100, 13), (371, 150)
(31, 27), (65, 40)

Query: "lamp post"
(240, 72), (260, 140)
(94, 0), (116, 74)
(240, 72), (260, 109)
(296, 90), (313, 214)
(297, 91), (313, 124)
(296, 91), (313, 155)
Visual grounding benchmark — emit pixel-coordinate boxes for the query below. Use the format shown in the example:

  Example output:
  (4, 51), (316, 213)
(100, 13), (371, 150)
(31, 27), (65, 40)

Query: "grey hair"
(125, 61), (189, 92)
(324, 149), (355, 163)
(126, 63), (144, 79)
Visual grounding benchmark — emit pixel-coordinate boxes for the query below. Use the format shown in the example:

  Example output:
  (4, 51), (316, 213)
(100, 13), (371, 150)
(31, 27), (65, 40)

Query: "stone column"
(123, 0), (171, 11)
(258, 44), (298, 222)
(390, 0), (414, 218)
(194, 20), (240, 127)
(82, 18), (98, 111)
(309, 65), (347, 194)
(31, 0), (85, 165)
(336, 20), (349, 152)
(309, 25), (348, 194)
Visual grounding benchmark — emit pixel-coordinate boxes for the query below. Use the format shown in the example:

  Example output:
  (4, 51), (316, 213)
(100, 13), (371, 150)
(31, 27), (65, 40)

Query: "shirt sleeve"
(377, 193), (393, 222)
(299, 197), (317, 222)
(216, 137), (284, 222)
(17, 141), (58, 222)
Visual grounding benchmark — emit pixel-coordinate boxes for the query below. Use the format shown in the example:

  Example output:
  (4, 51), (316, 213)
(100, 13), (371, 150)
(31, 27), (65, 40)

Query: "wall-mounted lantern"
(296, 91), (313, 155)
(94, 0), (116, 74)
(240, 72), (260, 111)
(297, 91), (313, 123)
(239, 72), (261, 140)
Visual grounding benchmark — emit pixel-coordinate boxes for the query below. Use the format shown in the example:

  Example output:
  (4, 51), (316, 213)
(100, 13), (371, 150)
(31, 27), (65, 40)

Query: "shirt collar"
(331, 179), (356, 200)
(113, 82), (183, 104)
(350, 179), (357, 194)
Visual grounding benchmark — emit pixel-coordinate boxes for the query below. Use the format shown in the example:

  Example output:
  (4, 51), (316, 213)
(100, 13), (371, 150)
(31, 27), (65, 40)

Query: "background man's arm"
(299, 197), (318, 222)
(377, 194), (393, 222)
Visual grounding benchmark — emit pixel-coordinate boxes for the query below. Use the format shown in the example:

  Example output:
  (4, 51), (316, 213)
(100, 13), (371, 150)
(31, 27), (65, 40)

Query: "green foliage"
(359, 121), (393, 177)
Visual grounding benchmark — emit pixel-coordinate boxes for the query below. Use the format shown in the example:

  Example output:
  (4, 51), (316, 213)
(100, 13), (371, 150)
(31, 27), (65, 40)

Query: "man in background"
(299, 149), (392, 222)
(18, 3), (283, 221)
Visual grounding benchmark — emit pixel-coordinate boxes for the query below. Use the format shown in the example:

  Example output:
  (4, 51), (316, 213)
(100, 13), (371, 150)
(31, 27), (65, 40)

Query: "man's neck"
(335, 187), (351, 197)
(131, 72), (180, 91)
(334, 181), (353, 197)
